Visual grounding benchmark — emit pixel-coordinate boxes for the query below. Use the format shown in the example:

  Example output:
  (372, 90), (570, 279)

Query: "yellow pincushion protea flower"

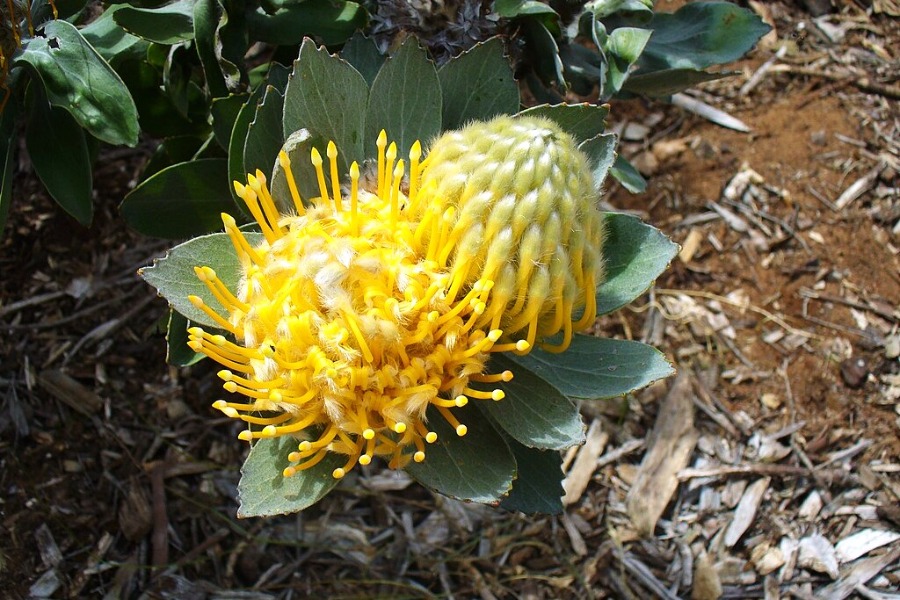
(187, 116), (605, 480)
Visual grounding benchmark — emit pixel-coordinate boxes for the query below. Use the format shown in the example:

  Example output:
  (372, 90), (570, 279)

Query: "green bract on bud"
(417, 115), (605, 353)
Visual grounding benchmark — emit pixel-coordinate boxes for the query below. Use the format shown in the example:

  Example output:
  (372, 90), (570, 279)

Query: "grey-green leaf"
(642, 2), (770, 71)
(406, 404), (515, 504)
(341, 33), (385, 86)
(578, 132), (617, 191)
(508, 335), (674, 401)
(478, 355), (584, 450)
(26, 94), (93, 226)
(499, 440), (564, 514)
(243, 85), (285, 182)
(15, 20), (139, 146)
(238, 437), (345, 518)
(140, 231), (263, 329)
(622, 68), (731, 97)
(166, 311), (205, 367)
(283, 39), (368, 172)
(438, 37), (519, 130)
(597, 212), (677, 315)
(609, 154), (647, 194)
(518, 103), (609, 143)
(366, 37), (441, 160)
(112, 0), (196, 45)
(121, 159), (236, 239)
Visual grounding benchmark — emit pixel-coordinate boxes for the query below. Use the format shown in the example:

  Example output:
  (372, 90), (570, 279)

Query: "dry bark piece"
(627, 373), (698, 536)
(724, 477), (770, 548)
(562, 420), (608, 505)
(798, 533), (840, 579)
(834, 529), (900, 563)
(37, 370), (104, 415)
(691, 551), (723, 600)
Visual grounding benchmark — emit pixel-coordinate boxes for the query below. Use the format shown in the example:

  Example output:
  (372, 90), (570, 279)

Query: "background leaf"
(112, 0), (196, 45)
(406, 404), (515, 504)
(641, 2), (770, 71)
(238, 436), (345, 518)
(78, 4), (148, 65)
(518, 103), (609, 143)
(15, 21), (139, 146)
(166, 310), (205, 366)
(0, 105), (15, 236)
(596, 212), (676, 315)
(622, 68), (729, 97)
(25, 92), (93, 226)
(247, 2), (367, 46)
(507, 335), (674, 401)
(609, 154), (647, 193)
(365, 38), (441, 160)
(341, 33), (385, 86)
(283, 39), (368, 172)
(578, 132), (617, 191)
(499, 440), (564, 514)
(243, 85), (285, 181)
(121, 159), (236, 238)
(140, 231), (263, 328)
(477, 355), (584, 450)
(437, 38), (519, 130)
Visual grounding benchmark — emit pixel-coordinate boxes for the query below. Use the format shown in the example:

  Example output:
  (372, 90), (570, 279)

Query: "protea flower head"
(186, 115), (605, 480)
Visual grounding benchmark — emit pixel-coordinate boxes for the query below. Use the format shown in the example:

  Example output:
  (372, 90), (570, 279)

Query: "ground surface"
(1, 2), (898, 599)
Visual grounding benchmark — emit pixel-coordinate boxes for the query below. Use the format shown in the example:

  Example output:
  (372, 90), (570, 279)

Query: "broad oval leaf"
(112, 0), (196, 45)
(578, 132), (617, 191)
(243, 85), (285, 182)
(166, 310), (205, 367)
(438, 37), (519, 130)
(406, 404), (515, 504)
(499, 439), (564, 514)
(365, 38), (441, 160)
(340, 33), (385, 86)
(518, 103), (609, 143)
(478, 354), (584, 450)
(78, 4), (148, 65)
(622, 68), (729, 98)
(238, 436), (345, 518)
(283, 39), (368, 172)
(121, 159), (236, 239)
(609, 154), (647, 193)
(508, 334), (674, 401)
(596, 212), (676, 314)
(140, 231), (263, 328)
(15, 20), (139, 146)
(247, 2), (367, 46)
(26, 93), (93, 226)
(642, 2), (770, 71)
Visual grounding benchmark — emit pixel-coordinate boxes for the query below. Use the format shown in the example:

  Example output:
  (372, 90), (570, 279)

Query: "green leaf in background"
(622, 68), (730, 98)
(228, 65), (290, 204)
(578, 132), (617, 191)
(193, 0), (229, 99)
(78, 4), (148, 65)
(25, 93), (93, 226)
(121, 159), (236, 239)
(603, 26), (653, 95)
(243, 85), (286, 183)
(211, 93), (249, 150)
(508, 334), (674, 401)
(365, 38), (441, 161)
(437, 38), (519, 130)
(112, 0), (196, 45)
(0, 104), (16, 236)
(609, 154), (647, 194)
(140, 231), (263, 328)
(596, 212), (677, 315)
(478, 355), (584, 450)
(283, 39), (368, 172)
(237, 436), (345, 518)
(518, 103), (609, 143)
(340, 33), (385, 86)
(141, 135), (207, 180)
(15, 21), (139, 146)
(522, 19), (565, 90)
(495, 0), (559, 19)
(641, 2), (770, 71)
(166, 310), (205, 366)
(247, 1), (367, 46)
(588, 0), (653, 20)
(499, 440), (564, 514)
(406, 404), (515, 504)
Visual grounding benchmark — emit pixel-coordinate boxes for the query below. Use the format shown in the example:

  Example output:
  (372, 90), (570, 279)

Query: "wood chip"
(724, 477), (770, 547)
(37, 370), (104, 415)
(835, 529), (900, 563)
(626, 373), (698, 536)
(835, 164), (885, 210)
(562, 420), (608, 505)
(691, 550), (723, 600)
(819, 545), (900, 600)
(798, 533), (840, 579)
